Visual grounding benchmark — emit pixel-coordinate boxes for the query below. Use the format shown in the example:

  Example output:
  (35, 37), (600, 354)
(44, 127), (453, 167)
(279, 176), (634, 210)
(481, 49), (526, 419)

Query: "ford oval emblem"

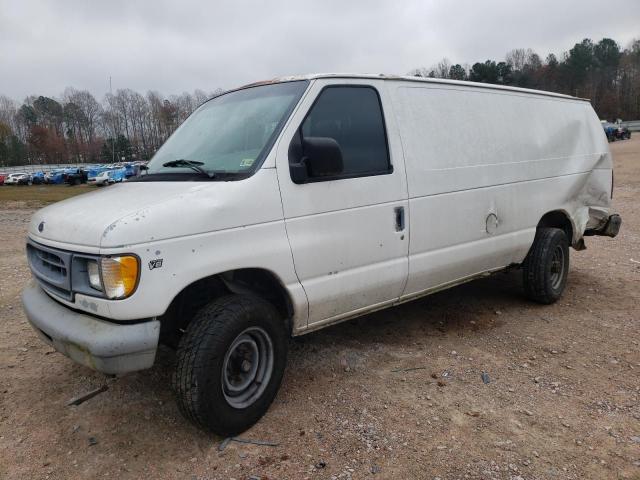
(38, 221), (45, 232)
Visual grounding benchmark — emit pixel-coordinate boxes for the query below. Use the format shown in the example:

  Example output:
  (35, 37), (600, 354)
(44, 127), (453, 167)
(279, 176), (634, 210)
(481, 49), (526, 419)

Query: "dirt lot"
(1, 139), (639, 480)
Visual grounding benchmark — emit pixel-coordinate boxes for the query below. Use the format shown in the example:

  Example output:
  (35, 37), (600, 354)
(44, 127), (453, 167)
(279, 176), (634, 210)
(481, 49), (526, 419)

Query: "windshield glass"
(145, 81), (308, 178)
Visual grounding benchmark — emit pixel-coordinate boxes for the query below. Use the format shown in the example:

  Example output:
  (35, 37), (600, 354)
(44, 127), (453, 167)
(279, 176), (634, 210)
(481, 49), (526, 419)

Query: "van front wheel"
(173, 295), (288, 436)
(522, 227), (569, 304)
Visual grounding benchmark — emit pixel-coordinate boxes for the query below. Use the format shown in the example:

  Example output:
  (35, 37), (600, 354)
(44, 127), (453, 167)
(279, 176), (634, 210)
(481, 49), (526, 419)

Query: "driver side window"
(295, 86), (391, 180)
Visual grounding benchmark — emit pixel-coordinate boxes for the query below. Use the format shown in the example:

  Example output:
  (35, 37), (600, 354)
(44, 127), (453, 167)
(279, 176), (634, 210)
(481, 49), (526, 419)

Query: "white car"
(5, 172), (31, 185)
(88, 170), (113, 186)
(44, 171), (57, 183)
(22, 74), (621, 436)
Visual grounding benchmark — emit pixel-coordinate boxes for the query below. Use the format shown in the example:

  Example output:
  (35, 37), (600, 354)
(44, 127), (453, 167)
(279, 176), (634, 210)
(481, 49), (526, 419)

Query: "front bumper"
(22, 281), (160, 375)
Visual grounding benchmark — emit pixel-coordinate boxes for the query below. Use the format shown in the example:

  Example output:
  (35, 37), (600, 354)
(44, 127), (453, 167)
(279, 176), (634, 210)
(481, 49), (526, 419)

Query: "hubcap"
(222, 327), (274, 409)
(550, 245), (565, 290)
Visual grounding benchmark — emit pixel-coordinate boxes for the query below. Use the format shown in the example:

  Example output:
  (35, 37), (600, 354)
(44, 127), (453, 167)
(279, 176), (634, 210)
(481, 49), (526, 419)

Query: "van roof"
(242, 73), (588, 102)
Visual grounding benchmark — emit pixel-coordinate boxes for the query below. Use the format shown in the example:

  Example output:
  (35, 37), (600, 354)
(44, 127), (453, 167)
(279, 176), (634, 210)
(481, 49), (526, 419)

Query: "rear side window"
(300, 86), (391, 178)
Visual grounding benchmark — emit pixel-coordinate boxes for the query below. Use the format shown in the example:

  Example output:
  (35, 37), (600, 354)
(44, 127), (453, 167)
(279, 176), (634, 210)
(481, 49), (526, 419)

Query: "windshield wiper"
(162, 159), (215, 178)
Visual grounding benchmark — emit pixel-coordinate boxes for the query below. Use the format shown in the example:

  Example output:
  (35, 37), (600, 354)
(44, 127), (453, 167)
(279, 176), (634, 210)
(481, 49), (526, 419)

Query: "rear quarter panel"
(388, 81), (612, 298)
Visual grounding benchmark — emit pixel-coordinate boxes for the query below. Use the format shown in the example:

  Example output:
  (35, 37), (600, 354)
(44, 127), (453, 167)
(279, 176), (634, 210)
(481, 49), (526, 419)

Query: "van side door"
(275, 79), (409, 328)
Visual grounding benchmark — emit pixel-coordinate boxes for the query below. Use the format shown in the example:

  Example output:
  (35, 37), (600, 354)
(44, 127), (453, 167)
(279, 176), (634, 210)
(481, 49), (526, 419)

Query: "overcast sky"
(1, 0), (639, 101)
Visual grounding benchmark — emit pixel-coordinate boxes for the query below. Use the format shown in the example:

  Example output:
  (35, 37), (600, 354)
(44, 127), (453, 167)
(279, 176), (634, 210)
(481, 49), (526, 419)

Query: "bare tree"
(0, 95), (19, 133)
(434, 58), (452, 79)
(506, 48), (529, 71)
(193, 89), (209, 106)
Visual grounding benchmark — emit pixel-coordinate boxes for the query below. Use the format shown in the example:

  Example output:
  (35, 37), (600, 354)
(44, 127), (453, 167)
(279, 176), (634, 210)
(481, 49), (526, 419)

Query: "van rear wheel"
(522, 227), (569, 304)
(173, 295), (288, 436)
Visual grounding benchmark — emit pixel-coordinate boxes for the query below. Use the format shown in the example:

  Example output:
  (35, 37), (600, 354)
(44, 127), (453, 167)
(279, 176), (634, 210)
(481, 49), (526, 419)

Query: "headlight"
(100, 256), (139, 299)
(87, 260), (102, 291)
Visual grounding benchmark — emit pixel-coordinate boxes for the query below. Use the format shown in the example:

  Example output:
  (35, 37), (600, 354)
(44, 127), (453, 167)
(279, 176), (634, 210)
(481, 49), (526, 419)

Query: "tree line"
(1, 36), (638, 167)
(0, 87), (223, 167)
(411, 37), (640, 123)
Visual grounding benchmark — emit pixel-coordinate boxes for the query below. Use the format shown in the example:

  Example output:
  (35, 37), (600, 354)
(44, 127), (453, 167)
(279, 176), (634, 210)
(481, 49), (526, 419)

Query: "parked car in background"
(123, 163), (141, 178)
(0, 173), (5, 185)
(86, 165), (110, 183)
(602, 119), (632, 142)
(88, 170), (111, 186)
(601, 120), (616, 142)
(64, 168), (88, 185)
(5, 172), (31, 185)
(613, 122), (631, 140)
(45, 169), (66, 184)
(31, 171), (45, 185)
(110, 166), (127, 183)
(89, 167), (128, 186)
(87, 166), (107, 185)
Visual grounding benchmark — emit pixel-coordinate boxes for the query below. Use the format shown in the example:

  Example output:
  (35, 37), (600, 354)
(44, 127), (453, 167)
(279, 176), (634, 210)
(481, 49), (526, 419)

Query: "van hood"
(28, 169), (283, 249)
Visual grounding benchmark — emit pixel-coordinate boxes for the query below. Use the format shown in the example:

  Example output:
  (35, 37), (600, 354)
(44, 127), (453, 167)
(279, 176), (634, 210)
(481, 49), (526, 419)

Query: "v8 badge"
(148, 259), (163, 270)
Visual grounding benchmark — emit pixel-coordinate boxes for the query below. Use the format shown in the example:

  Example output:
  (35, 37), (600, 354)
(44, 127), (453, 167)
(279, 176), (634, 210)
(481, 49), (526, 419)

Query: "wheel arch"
(158, 267), (295, 346)
(537, 210), (578, 248)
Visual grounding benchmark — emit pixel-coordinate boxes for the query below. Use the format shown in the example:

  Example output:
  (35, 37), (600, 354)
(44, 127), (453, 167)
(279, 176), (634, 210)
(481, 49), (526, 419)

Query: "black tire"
(173, 294), (288, 436)
(522, 227), (569, 304)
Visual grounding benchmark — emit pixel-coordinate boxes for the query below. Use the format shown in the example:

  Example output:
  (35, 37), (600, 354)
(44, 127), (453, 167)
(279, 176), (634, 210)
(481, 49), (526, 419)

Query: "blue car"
(45, 169), (66, 184)
(31, 171), (45, 184)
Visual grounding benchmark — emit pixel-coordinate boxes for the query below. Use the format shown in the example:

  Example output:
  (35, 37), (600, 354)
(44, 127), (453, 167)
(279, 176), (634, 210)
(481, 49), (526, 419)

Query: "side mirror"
(290, 136), (343, 184)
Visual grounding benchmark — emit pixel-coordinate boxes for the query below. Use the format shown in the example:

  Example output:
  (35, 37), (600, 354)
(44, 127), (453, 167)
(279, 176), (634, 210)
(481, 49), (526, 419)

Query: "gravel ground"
(1, 138), (639, 480)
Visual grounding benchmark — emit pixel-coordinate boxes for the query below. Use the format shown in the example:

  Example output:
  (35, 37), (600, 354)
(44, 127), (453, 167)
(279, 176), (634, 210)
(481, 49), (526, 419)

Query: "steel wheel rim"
(550, 245), (565, 290)
(222, 326), (274, 409)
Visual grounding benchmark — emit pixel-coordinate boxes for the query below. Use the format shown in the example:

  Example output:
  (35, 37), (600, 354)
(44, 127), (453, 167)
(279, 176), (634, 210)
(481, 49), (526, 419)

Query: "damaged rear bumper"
(584, 213), (622, 238)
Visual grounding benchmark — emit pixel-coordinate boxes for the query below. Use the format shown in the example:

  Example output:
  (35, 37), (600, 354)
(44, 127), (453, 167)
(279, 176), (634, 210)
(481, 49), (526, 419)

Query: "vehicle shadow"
(99, 269), (526, 440)
(292, 268), (526, 350)
(51, 266), (597, 446)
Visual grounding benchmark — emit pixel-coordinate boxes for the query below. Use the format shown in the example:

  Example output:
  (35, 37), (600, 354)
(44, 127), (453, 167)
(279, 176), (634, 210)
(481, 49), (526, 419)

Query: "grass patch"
(0, 184), (94, 208)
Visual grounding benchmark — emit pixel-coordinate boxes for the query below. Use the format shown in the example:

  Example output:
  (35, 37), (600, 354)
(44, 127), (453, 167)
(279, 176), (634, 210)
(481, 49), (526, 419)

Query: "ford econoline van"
(22, 74), (621, 435)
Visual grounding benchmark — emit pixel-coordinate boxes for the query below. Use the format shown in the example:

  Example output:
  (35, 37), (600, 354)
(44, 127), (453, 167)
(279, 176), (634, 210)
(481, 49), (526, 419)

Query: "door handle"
(394, 206), (405, 232)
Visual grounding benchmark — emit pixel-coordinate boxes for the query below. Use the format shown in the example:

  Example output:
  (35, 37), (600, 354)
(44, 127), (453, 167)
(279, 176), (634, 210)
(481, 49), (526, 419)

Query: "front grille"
(26, 240), (73, 300)
(34, 248), (66, 275)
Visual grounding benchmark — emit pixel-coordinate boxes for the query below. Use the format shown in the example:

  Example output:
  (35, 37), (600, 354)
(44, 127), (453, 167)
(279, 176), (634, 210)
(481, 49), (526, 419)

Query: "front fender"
(99, 220), (309, 331)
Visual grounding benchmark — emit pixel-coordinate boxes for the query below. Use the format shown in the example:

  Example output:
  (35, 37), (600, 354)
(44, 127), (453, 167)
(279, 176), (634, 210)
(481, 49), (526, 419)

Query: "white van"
(22, 74), (621, 435)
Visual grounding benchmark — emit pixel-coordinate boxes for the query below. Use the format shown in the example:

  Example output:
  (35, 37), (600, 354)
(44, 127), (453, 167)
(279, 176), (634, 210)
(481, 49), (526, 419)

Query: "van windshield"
(144, 80), (308, 179)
